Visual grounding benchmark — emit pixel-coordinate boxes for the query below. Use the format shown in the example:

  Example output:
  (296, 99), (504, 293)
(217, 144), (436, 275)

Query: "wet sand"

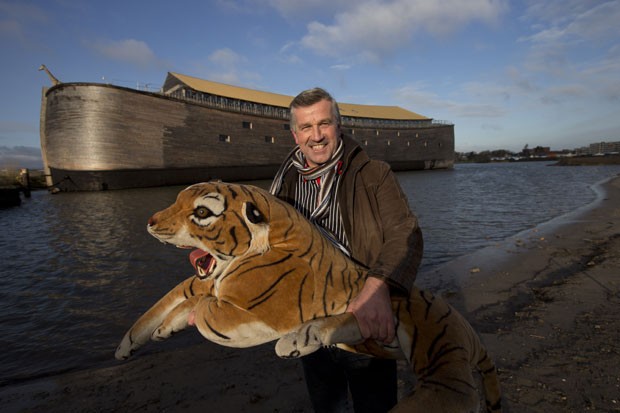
(2, 176), (619, 413)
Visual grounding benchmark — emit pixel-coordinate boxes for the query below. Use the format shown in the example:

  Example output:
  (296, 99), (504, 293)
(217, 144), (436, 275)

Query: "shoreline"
(2, 176), (619, 412)
(421, 175), (620, 411)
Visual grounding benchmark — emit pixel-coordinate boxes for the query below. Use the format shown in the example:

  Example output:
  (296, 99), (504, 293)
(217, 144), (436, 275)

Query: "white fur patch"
(211, 321), (280, 348)
(242, 202), (270, 254)
(191, 192), (226, 226)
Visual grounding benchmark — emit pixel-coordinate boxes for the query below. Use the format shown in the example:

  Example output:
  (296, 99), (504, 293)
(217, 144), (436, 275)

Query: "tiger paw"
(151, 309), (191, 341)
(115, 335), (136, 360)
(152, 324), (175, 341)
(275, 325), (323, 359)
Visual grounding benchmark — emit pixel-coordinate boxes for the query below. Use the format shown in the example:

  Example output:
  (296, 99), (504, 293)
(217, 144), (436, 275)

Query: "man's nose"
(309, 124), (322, 140)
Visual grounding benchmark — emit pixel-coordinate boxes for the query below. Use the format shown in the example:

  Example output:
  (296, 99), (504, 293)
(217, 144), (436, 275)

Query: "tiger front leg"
(190, 295), (283, 348)
(115, 276), (213, 360)
(151, 295), (201, 341)
(275, 313), (364, 358)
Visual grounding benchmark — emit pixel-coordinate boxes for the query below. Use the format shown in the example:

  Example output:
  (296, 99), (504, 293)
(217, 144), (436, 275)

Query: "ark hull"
(48, 164), (280, 191)
(41, 82), (454, 191)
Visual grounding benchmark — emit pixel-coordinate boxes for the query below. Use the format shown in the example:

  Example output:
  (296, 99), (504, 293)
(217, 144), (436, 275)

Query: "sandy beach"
(2, 175), (619, 413)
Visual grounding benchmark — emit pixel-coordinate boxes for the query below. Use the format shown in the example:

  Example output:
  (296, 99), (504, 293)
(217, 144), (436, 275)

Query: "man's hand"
(346, 277), (394, 343)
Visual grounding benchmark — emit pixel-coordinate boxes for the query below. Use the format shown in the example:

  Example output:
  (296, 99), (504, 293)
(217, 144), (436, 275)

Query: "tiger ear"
(245, 202), (265, 224)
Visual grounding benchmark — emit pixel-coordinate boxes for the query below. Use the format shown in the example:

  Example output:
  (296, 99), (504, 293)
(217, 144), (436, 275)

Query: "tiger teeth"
(196, 255), (217, 279)
(208, 259), (216, 273)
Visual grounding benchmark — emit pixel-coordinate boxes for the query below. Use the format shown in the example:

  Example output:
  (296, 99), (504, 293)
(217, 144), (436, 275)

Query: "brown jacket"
(275, 135), (424, 295)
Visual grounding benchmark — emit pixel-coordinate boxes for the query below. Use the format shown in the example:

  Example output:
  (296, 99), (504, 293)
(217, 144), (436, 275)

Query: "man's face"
(291, 99), (340, 167)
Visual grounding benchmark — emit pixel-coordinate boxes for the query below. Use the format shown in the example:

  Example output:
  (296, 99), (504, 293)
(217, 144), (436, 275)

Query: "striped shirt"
(293, 172), (350, 252)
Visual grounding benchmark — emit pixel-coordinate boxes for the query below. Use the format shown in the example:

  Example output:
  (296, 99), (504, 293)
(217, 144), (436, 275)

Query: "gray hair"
(289, 87), (341, 131)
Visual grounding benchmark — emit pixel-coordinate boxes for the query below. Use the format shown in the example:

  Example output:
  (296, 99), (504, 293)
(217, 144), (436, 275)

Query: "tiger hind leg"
(391, 363), (480, 413)
(477, 351), (502, 412)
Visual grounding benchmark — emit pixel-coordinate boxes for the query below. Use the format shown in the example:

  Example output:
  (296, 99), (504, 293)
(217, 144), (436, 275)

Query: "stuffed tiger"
(115, 181), (501, 413)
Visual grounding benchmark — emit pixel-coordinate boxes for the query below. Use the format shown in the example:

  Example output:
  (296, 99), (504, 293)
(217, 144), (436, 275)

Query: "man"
(270, 88), (423, 412)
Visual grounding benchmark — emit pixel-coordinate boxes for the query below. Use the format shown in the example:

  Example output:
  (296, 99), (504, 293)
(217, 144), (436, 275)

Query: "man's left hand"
(346, 277), (394, 343)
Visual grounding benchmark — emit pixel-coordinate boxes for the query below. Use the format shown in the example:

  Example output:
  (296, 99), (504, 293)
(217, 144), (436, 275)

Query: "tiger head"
(147, 181), (303, 280)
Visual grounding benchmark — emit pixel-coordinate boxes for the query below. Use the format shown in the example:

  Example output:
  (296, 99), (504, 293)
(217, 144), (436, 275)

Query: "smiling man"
(270, 88), (424, 413)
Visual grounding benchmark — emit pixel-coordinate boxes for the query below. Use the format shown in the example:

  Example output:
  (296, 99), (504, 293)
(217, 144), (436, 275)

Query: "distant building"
(589, 141), (620, 155)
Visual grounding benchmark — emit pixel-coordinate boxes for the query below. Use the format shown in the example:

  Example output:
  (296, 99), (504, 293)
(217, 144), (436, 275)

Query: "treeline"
(0, 169), (47, 189)
(455, 150), (516, 163)
(455, 145), (558, 163)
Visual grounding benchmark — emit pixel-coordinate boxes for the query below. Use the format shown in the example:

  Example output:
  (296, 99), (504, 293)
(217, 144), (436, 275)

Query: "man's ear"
(292, 130), (300, 145)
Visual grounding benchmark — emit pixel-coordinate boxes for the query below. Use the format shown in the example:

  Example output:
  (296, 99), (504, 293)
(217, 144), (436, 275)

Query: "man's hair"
(289, 87), (341, 131)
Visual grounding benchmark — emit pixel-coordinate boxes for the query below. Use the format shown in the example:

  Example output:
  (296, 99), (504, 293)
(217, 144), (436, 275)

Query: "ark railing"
(165, 88), (452, 130)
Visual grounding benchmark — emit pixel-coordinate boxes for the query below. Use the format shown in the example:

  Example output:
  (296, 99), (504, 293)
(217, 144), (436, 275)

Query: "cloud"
(522, 0), (620, 44)
(0, 1), (48, 45)
(0, 120), (37, 134)
(0, 146), (43, 169)
(539, 85), (590, 105)
(519, 1), (620, 71)
(280, 54), (303, 65)
(506, 2), (620, 110)
(0, 18), (21, 38)
(208, 48), (245, 67)
(481, 123), (503, 131)
(261, 0), (352, 20)
(297, 0), (508, 62)
(192, 48), (261, 87)
(278, 41), (304, 65)
(88, 39), (157, 67)
(330, 64), (351, 71)
(394, 83), (507, 118)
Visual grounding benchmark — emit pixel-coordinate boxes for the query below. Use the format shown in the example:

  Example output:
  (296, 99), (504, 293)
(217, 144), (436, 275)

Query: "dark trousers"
(301, 346), (397, 413)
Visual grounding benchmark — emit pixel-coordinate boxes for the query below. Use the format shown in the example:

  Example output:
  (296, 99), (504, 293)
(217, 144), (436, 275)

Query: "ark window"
(242, 121), (252, 129)
(219, 134), (231, 143)
(265, 136), (275, 143)
(283, 124), (290, 131)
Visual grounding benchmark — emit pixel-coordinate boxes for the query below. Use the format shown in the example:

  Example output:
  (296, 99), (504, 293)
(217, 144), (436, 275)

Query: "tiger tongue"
(189, 249), (211, 272)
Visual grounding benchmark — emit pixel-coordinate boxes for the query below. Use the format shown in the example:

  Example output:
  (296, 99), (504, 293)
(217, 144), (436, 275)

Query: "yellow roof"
(166, 72), (429, 121)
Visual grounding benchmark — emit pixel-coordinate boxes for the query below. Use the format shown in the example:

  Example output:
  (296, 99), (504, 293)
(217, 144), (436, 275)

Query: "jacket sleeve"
(363, 163), (423, 295)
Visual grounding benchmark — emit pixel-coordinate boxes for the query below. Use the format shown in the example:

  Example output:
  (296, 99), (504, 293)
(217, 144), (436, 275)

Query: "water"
(1, 161), (619, 386)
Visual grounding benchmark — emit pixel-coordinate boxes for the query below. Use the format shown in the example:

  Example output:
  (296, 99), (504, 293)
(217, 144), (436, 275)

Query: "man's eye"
(194, 207), (212, 219)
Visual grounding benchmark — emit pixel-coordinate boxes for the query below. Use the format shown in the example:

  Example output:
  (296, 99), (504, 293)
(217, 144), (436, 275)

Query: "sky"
(0, 0), (619, 168)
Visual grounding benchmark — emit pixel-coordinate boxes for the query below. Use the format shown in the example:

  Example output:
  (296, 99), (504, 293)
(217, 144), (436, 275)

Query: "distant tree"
(490, 149), (513, 159)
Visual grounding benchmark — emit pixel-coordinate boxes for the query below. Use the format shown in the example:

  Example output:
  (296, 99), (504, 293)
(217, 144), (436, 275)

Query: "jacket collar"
(340, 134), (370, 176)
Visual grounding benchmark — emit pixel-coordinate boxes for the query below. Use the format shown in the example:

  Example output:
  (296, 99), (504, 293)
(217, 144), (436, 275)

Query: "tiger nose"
(148, 216), (157, 227)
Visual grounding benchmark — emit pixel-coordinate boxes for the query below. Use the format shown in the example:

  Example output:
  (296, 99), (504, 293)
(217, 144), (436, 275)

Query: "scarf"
(270, 138), (344, 222)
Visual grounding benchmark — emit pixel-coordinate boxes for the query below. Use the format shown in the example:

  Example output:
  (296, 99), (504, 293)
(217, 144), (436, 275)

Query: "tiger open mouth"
(189, 249), (216, 279)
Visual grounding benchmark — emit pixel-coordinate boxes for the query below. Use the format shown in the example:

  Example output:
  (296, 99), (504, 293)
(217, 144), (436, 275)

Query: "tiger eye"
(194, 207), (211, 219)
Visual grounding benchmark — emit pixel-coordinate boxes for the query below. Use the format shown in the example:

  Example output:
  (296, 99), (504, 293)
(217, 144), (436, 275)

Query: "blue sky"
(1, 0), (619, 168)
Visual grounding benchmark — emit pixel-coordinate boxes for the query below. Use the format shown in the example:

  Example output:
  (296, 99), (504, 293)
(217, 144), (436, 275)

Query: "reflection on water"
(0, 162), (619, 385)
